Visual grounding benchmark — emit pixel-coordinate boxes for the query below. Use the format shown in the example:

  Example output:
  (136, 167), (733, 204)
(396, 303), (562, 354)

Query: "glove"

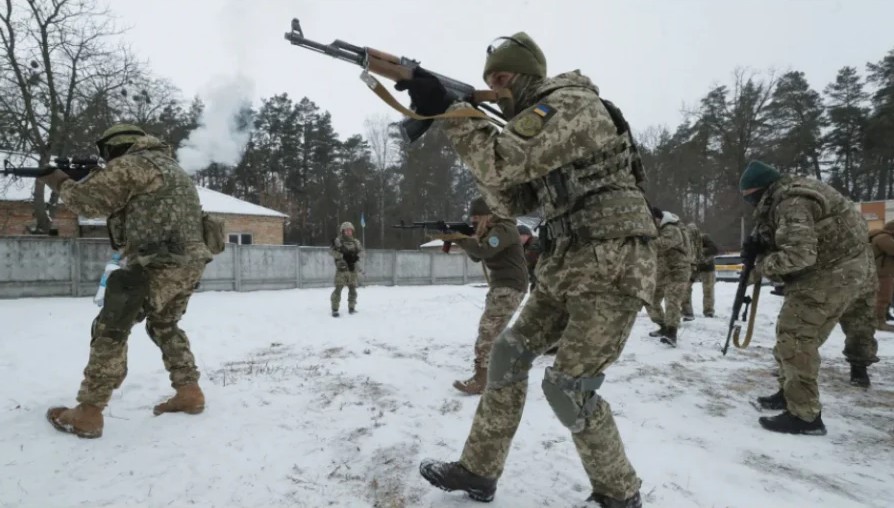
(741, 234), (764, 265)
(394, 67), (456, 117)
(429, 232), (471, 242)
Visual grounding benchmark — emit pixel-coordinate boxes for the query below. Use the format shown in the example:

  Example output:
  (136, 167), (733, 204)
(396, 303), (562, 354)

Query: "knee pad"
(95, 267), (150, 341)
(541, 367), (606, 433)
(487, 328), (538, 389)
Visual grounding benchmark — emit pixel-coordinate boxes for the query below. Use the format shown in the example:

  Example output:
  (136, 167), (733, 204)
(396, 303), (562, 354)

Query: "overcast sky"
(109, 0), (894, 140)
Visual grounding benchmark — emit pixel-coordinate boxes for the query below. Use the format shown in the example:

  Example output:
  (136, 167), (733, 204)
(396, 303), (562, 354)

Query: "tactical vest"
(756, 176), (867, 271)
(122, 150), (209, 267)
(535, 100), (656, 242)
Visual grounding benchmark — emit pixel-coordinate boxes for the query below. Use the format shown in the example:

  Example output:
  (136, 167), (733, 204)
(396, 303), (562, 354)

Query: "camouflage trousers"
(774, 257), (880, 421)
(77, 263), (205, 408)
(331, 270), (359, 311)
(682, 271), (716, 316)
(644, 267), (689, 329)
(459, 237), (656, 501)
(472, 287), (525, 368)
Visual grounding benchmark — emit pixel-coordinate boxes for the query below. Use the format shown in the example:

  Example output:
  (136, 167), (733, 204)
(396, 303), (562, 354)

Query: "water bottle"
(94, 252), (123, 307)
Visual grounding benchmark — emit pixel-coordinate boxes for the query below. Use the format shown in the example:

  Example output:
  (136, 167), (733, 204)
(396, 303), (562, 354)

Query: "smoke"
(176, 74), (255, 174)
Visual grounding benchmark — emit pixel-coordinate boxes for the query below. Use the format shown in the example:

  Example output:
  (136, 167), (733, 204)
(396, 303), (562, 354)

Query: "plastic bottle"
(94, 252), (123, 307)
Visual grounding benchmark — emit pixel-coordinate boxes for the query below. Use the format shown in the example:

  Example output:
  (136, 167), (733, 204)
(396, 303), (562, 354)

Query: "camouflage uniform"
(680, 223), (701, 319)
(330, 224), (363, 313)
(753, 175), (880, 421)
(435, 70), (657, 502)
(452, 217), (528, 394)
(682, 224), (718, 317)
(644, 213), (691, 332)
(45, 131), (213, 437)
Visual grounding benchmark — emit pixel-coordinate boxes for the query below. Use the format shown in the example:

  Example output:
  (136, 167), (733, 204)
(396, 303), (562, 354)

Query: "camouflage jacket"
(331, 235), (363, 272)
(870, 227), (894, 277)
(697, 233), (720, 272)
(59, 136), (212, 267)
(454, 218), (528, 293)
(442, 71), (656, 242)
(655, 213), (691, 274)
(753, 176), (868, 282)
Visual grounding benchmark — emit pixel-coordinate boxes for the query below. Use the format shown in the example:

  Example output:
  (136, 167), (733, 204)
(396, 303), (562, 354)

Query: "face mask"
(743, 188), (766, 207)
(497, 74), (540, 119)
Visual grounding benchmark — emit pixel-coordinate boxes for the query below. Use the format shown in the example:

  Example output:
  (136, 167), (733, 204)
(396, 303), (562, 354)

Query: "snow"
(0, 283), (891, 507)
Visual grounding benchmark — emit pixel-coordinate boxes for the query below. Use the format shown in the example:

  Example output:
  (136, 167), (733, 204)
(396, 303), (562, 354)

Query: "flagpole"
(361, 212), (366, 247)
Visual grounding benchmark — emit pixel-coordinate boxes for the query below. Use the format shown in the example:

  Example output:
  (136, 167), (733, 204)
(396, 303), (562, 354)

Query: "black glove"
(741, 234), (764, 265)
(394, 67), (456, 116)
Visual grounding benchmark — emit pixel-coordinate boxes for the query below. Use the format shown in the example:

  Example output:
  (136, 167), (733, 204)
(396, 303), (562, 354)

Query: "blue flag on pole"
(360, 212), (366, 228)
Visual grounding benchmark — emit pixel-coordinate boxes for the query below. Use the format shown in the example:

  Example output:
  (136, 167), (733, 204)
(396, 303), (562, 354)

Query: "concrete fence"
(0, 237), (487, 299)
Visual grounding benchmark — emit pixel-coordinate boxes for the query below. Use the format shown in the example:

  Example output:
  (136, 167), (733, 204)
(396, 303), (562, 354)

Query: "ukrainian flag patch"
(533, 104), (552, 117)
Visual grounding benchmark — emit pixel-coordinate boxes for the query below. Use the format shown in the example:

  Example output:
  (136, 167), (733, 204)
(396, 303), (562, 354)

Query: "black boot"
(756, 389), (786, 410)
(682, 313), (695, 322)
(585, 491), (642, 508)
(758, 411), (827, 436)
(331, 310), (339, 317)
(419, 460), (496, 502)
(348, 307), (356, 314)
(850, 364), (870, 388)
(648, 325), (667, 338)
(660, 327), (677, 347)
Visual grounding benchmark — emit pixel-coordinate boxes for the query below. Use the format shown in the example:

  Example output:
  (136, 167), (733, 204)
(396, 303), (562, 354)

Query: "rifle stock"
(722, 259), (758, 355)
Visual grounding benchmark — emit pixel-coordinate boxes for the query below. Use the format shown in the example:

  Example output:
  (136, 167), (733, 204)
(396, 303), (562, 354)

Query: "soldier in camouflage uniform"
(682, 223), (719, 318)
(644, 207), (692, 346)
(330, 221), (363, 317)
(396, 32), (655, 507)
(39, 124), (214, 439)
(741, 161), (879, 436)
(437, 197), (527, 395)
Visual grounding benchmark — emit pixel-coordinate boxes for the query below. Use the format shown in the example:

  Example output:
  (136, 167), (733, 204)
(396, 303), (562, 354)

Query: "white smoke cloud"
(176, 74), (255, 174)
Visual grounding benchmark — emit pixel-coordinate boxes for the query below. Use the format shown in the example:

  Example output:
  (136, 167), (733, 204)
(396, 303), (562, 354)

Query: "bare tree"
(364, 113), (399, 248)
(0, 0), (142, 233)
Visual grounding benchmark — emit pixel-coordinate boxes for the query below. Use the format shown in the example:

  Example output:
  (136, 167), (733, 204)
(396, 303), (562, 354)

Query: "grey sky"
(109, 0), (894, 140)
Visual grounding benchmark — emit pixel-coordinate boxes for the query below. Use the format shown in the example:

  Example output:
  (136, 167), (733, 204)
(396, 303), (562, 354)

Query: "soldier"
(644, 207), (692, 347)
(682, 223), (720, 318)
(330, 221), (363, 317)
(741, 161), (879, 435)
(396, 31), (655, 507)
(680, 223), (701, 321)
(439, 197), (528, 395)
(517, 224), (540, 291)
(868, 220), (894, 332)
(38, 124), (215, 438)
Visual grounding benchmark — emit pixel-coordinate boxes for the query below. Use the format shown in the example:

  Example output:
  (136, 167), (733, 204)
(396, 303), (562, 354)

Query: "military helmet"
(483, 32), (547, 82)
(95, 124), (147, 159)
(340, 221), (355, 232)
(469, 197), (492, 216)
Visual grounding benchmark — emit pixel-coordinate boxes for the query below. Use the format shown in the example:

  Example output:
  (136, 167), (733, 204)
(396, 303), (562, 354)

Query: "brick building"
(1, 177), (288, 244)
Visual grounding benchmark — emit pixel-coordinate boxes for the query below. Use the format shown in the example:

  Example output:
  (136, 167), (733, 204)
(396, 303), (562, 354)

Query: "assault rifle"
(393, 220), (476, 253)
(722, 256), (762, 355)
(283, 18), (506, 143)
(2, 156), (100, 182)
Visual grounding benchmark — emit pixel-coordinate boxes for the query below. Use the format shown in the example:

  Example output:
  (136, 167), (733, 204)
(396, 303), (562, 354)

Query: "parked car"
(714, 253), (744, 282)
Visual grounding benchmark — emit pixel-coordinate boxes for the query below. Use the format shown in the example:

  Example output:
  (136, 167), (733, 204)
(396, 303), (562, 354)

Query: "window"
(228, 233), (253, 245)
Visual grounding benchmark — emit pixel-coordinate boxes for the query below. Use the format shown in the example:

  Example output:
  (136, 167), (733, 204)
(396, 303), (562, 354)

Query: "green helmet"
(340, 221), (355, 232)
(482, 32), (547, 82)
(95, 123), (147, 158)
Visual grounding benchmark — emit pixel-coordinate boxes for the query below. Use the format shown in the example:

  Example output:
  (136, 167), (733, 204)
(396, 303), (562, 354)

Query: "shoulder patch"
(510, 103), (557, 138)
(487, 235), (500, 248)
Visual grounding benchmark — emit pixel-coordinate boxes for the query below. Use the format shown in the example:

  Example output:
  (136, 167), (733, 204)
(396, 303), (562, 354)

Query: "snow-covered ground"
(1, 282), (891, 507)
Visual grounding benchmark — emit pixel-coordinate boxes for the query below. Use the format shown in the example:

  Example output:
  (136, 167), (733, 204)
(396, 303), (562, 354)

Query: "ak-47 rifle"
(393, 220), (476, 253)
(2, 156), (101, 182)
(722, 255), (762, 355)
(283, 18), (506, 143)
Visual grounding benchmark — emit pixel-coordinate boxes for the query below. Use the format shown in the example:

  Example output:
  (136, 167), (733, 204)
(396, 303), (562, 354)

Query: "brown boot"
(46, 403), (104, 439)
(453, 362), (488, 395)
(153, 383), (205, 416)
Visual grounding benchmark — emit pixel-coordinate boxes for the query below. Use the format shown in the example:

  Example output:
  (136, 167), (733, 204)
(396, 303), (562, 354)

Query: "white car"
(714, 253), (744, 282)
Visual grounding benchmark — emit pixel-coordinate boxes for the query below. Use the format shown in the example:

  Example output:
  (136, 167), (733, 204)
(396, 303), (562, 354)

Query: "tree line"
(3, 1), (893, 250)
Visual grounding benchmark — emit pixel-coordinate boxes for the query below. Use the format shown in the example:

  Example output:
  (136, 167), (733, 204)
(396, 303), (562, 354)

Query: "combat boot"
(332, 310), (339, 317)
(348, 307), (356, 314)
(704, 311), (715, 318)
(46, 403), (104, 439)
(850, 364), (870, 388)
(648, 325), (667, 338)
(153, 383), (205, 416)
(660, 327), (677, 347)
(419, 460), (496, 502)
(758, 411), (827, 436)
(582, 491), (642, 508)
(453, 361), (487, 395)
(682, 313), (695, 322)
(756, 389), (786, 410)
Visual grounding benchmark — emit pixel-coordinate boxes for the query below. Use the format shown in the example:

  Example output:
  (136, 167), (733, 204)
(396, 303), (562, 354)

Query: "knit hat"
(469, 197), (491, 216)
(739, 160), (782, 192)
(483, 32), (547, 81)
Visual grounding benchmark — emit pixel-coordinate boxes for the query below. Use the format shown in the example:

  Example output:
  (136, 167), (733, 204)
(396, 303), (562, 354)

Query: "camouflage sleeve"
(442, 87), (617, 190)
(330, 238), (344, 260)
(702, 234), (720, 257)
(58, 155), (161, 217)
(453, 224), (514, 260)
(655, 226), (681, 254)
(759, 197), (822, 278)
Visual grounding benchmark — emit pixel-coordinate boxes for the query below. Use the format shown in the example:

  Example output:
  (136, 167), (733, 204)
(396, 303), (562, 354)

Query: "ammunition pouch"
(94, 266), (150, 341)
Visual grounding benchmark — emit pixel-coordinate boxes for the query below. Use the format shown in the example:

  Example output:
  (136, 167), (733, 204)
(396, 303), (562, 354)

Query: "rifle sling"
(360, 71), (502, 124)
(734, 279), (761, 349)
